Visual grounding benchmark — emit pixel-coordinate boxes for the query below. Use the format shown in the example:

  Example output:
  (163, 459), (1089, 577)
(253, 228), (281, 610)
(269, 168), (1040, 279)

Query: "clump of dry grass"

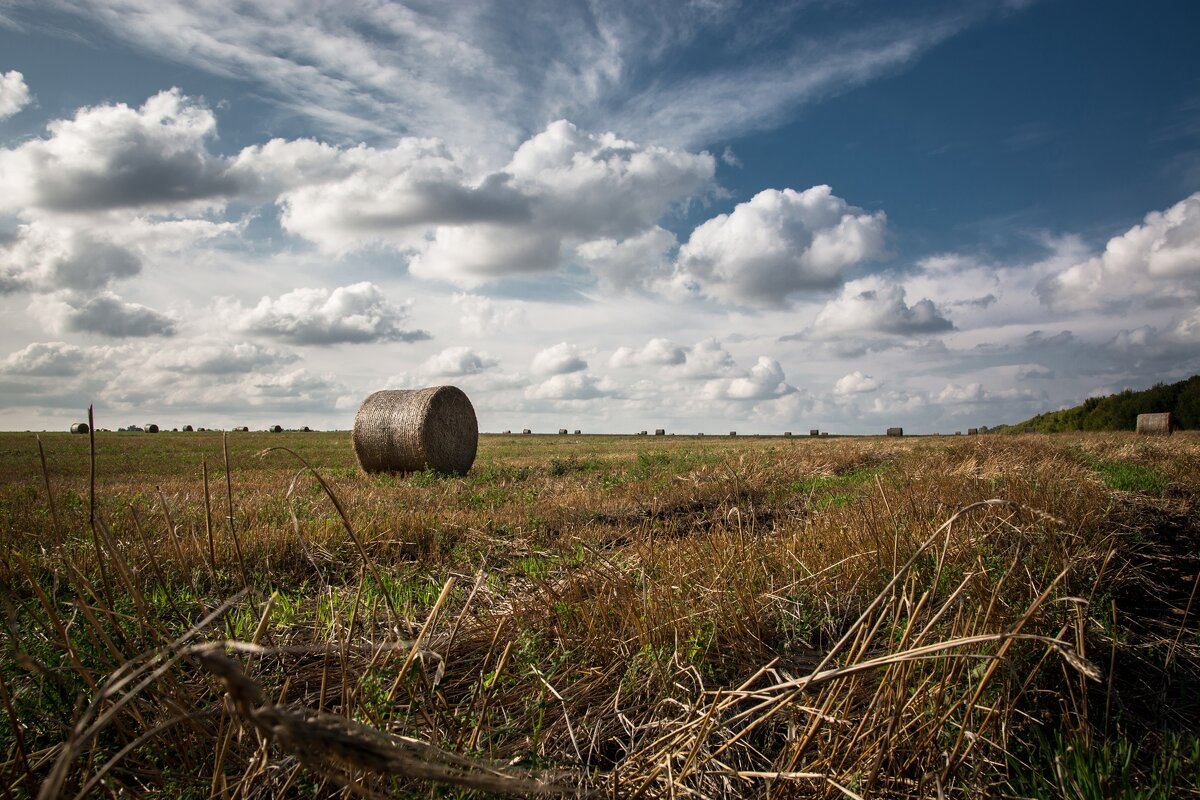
(1, 431), (1198, 797)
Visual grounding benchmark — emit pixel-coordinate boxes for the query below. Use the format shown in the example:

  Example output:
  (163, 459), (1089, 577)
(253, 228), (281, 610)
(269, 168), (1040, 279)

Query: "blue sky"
(0, 0), (1198, 433)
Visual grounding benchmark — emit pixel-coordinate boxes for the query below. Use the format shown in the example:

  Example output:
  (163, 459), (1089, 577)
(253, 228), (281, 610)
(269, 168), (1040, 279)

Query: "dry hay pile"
(353, 386), (478, 475)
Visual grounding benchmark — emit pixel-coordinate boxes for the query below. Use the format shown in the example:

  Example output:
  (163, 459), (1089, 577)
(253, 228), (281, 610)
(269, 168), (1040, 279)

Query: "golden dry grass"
(2, 430), (1199, 797)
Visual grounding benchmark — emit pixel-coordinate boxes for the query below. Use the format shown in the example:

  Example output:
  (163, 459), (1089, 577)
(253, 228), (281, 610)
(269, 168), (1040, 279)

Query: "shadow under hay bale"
(70, 422), (89, 434)
(1137, 412), (1172, 436)
(353, 386), (478, 475)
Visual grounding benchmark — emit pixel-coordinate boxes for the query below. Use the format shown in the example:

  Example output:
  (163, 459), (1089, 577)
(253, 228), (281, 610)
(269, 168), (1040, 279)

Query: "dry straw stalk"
(352, 386), (478, 475)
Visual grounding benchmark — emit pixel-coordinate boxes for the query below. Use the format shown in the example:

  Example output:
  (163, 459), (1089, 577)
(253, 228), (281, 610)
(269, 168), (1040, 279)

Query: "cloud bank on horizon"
(0, 0), (1198, 433)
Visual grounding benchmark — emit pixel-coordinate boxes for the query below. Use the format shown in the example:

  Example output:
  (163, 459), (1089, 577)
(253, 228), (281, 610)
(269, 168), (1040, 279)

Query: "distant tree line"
(1003, 374), (1200, 432)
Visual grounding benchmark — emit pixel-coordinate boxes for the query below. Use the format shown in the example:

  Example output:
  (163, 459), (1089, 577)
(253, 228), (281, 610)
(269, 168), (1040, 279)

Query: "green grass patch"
(788, 462), (887, 496)
(1089, 459), (1168, 493)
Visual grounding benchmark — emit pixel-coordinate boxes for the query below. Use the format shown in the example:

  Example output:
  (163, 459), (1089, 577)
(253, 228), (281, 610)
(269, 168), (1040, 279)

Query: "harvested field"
(2, 430), (1199, 797)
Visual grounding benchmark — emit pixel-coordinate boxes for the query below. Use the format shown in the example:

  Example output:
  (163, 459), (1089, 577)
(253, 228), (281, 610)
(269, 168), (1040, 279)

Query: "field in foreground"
(2, 430), (1199, 798)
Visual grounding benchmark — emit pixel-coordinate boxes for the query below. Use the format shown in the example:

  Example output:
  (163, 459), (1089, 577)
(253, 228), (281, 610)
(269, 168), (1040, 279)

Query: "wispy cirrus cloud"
(11, 0), (992, 152)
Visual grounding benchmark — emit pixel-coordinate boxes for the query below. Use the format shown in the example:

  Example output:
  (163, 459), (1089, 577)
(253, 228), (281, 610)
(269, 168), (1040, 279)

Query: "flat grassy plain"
(2, 430), (1199, 797)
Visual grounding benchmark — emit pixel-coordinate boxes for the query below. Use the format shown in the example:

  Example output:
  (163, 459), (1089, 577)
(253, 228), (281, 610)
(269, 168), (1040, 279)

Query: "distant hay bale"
(820, 432), (829, 437)
(639, 430), (648, 436)
(353, 386), (478, 475)
(144, 424), (159, 433)
(302, 426), (312, 432)
(70, 422), (89, 434)
(574, 429), (581, 435)
(559, 429), (568, 435)
(522, 429), (532, 435)
(967, 428), (978, 436)
(655, 429), (665, 436)
(1136, 412), (1172, 436)
(729, 431), (736, 437)
(887, 427), (903, 437)
(183, 425), (193, 432)
(270, 425), (283, 433)
(503, 430), (512, 434)
(784, 431), (792, 437)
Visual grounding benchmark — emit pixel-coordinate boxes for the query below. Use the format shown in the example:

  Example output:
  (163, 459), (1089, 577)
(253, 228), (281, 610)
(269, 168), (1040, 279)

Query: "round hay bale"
(144, 424), (159, 433)
(558, 428), (568, 435)
(655, 429), (665, 436)
(729, 431), (737, 437)
(270, 425), (283, 433)
(522, 429), (532, 435)
(574, 429), (581, 435)
(1136, 412), (1172, 436)
(70, 422), (89, 434)
(353, 386), (478, 475)
(183, 424), (194, 432)
(886, 427), (903, 437)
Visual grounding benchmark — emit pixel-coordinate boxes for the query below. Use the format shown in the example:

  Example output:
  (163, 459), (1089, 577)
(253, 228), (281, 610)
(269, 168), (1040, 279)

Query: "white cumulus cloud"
(834, 371), (880, 395)
(451, 293), (526, 336)
(420, 346), (499, 377)
(0, 89), (238, 214)
(1038, 192), (1200, 311)
(39, 292), (177, 338)
(531, 342), (588, 376)
(677, 185), (886, 307)
(812, 276), (952, 336)
(705, 356), (793, 401)
(1, 223), (142, 294)
(525, 372), (615, 400)
(0, 341), (86, 376)
(0, 70), (32, 119)
(407, 121), (713, 287)
(609, 337), (687, 368)
(232, 282), (430, 345)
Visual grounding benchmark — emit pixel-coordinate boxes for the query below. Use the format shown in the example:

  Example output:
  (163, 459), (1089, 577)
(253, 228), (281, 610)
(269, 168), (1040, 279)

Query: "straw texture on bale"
(70, 422), (89, 434)
(144, 424), (159, 433)
(1136, 412), (1172, 436)
(353, 386), (478, 475)
(887, 427), (903, 437)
